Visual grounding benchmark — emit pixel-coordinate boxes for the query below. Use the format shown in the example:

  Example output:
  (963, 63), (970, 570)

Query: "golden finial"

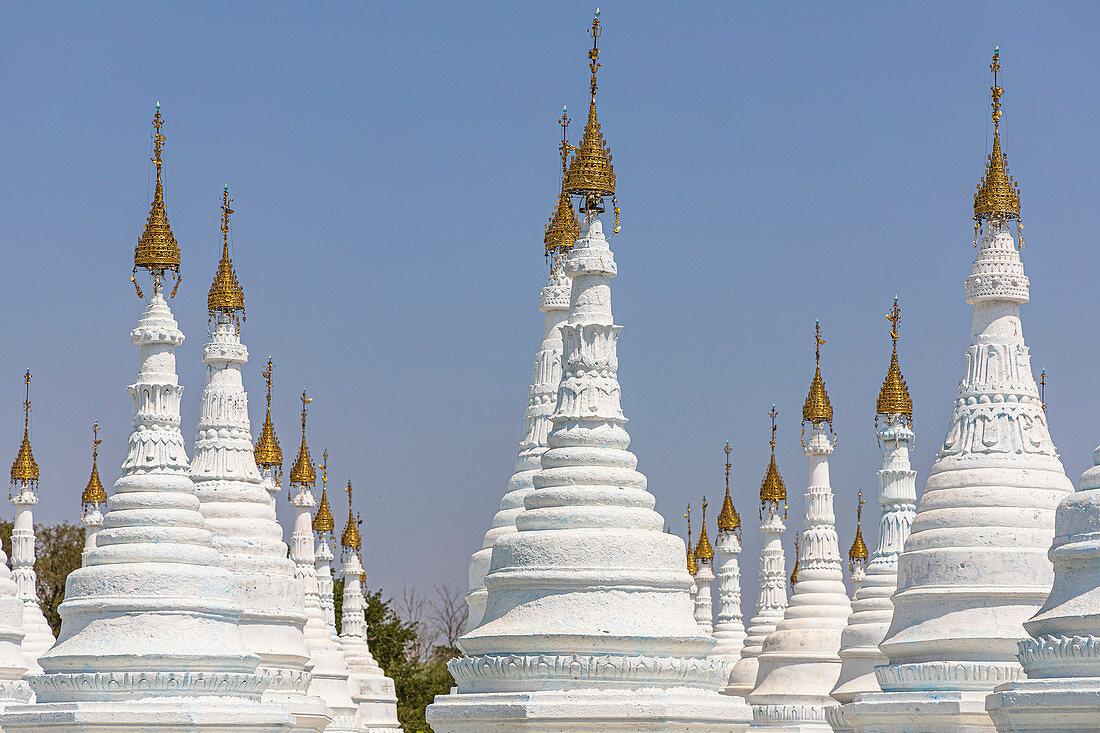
(341, 480), (362, 557)
(544, 106), (582, 267)
(288, 390), (316, 487)
(760, 405), (787, 517)
(313, 450), (335, 537)
(207, 186), (246, 321)
(563, 8), (619, 232)
(790, 533), (800, 588)
(974, 48), (1022, 245)
(132, 102), (182, 298)
(254, 357), (283, 477)
(81, 421), (108, 508)
(877, 296), (914, 421)
(694, 496), (715, 562)
(1040, 369), (1047, 412)
(684, 504), (697, 575)
(802, 320), (834, 428)
(849, 490), (869, 573)
(717, 442), (741, 538)
(10, 369), (39, 496)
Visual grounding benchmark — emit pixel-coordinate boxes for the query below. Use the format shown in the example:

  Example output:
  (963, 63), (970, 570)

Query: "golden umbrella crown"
(802, 321), (833, 425)
(254, 359), (283, 469)
(877, 298), (913, 419)
(10, 370), (38, 487)
(974, 49), (1020, 223)
(134, 104), (181, 276)
(207, 187), (245, 316)
(81, 422), (107, 505)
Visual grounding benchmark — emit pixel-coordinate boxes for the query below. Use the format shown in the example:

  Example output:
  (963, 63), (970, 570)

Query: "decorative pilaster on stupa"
(79, 422), (108, 566)
(726, 407), (789, 698)
(338, 481), (401, 732)
(712, 443), (747, 662)
(0, 104), (289, 731)
(847, 493), (869, 592)
(828, 298), (917, 733)
(288, 394), (359, 731)
(191, 188), (331, 731)
(750, 322), (852, 731)
(254, 357), (284, 504)
(694, 498), (716, 633)
(464, 111), (576, 633)
(314, 453), (339, 639)
(851, 50), (1073, 733)
(428, 12), (750, 730)
(8, 370), (54, 674)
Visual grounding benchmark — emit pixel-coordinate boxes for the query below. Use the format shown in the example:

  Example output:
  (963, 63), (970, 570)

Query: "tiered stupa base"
(1, 697), (290, 733)
(986, 676), (1100, 732)
(848, 688), (1003, 732)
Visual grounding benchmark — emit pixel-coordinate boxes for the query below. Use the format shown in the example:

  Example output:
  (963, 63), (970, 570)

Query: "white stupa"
(0, 539), (30, 715)
(313, 460), (340, 641)
(287, 399), (359, 732)
(844, 496), (869, 597)
(8, 370), (56, 674)
(712, 443), (747, 663)
(336, 481), (402, 732)
(726, 408), (790, 698)
(827, 300), (917, 733)
(427, 14), (750, 729)
(749, 324), (852, 731)
(694, 499), (717, 633)
(849, 50), (1074, 732)
(192, 193), (332, 732)
(79, 422), (108, 566)
(464, 110), (576, 633)
(0, 105), (288, 731)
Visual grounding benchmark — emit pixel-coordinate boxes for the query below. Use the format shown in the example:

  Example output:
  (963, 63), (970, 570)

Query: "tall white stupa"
(8, 370), (56, 674)
(849, 50), (1074, 732)
(79, 422), (108, 566)
(464, 110), (577, 632)
(427, 12), (750, 730)
(827, 299), (917, 733)
(726, 408), (789, 698)
(192, 189), (331, 732)
(336, 481), (402, 732)
(0, 536), (30, 714)
(0, 105), (289, 731)
(694, 499), (717, 633)
(712, 443), (747, 663)
(313, 456), (340, 640)
(749, 324), (852, 730)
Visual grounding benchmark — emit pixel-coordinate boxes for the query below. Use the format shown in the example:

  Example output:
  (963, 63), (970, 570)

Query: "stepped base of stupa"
(749, 701), (838, 731)
(427, 685), (752, 732)
(848, 689), (999, 732)
(0, 697), (291, 732)
(350, 675), (401, 732)
(985, 677), (1100, 732)
(824, 702), (853, 732)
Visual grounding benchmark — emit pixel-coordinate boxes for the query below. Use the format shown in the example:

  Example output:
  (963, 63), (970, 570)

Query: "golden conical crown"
(877, 298), (913, 419)
(760, 407), (787, 506)
(341, 480), (362, 551)
(693, 497), (714, 561)
(802, 321), (833, 425)
(545, 108), (582, 262)
(717, 443), (741, 534)
(563, 11), (615, 201)
(134, 104), (181, 276)
(849, 491), (869, 572)
(10, 371), (39, 487)
(81, 422), (107, 505)
(684, 505), (698, 575)
(974, 49), (1021, 223)
(313, 451), (334, 535)
(207, 187), (245, 316)
(289, 390), (316, 486)
(790, 533), (800, 587)
(254, 358), (283, 469)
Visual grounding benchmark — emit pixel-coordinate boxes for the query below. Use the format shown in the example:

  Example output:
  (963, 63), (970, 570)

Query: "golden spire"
(81, 421), (107, 507)
(848, 490), (869, 573)
(693, 497), (715, 562)
(877, 297), (913, 421)
(1040, 369), (1047, 412)
(313, 450), (335, 537)
(802, 320), (834, 426)
(717, 442), (741, 538)
(132, 102), (182, 298)
(759, 405), (787, 514)
(207, 186), (245, 319)
(341, 480), (362, 556)
(289, 390), (316, 486)
(684, 504), (697, 575)
(790, 533), (800, 588)
(563, 8), (619, 233)
(544, 106), (582, 267)
(254, 357), (283, 476)
(973, 48), (1021, 232)
(10, 370), (39, 493)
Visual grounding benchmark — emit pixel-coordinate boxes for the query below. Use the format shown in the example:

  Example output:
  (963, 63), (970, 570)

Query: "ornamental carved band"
(556, 323), (625, 422)
(448, 653), (733, 691)
(1017, 634), (1100, 677)
(875, 661), (1024, 691)
(29, 671), (273, 700)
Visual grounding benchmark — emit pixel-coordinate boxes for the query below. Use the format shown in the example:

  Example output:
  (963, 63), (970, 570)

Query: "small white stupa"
(0, 105), (289, 731)
(79, 422), (108, 566)
(726, 408), (789, 698)
(337, 481), (401, 732)
(192, 191), (331, 732)
(845, 495), (869, 596)
(827, 299), (916, 733)
(426, 13), (750, 729)
(694, 499), (717, 633)
(287, 398), (359, 732)
(712, 443), (747, 663)
(749, 324), (852, 731)
(8, 370), (56, 674)
(253, 357), (285, 505)
(464, 110), (576, 632)
(850, 50), (1074, 732)
(313, 456), (340, 641)
(0, 510), (30, 713)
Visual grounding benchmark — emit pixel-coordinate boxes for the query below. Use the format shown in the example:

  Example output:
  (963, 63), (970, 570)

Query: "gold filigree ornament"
(684, 504), (697, 575)
(289, 390), (316, 490)
(341, 480), (362, 560)
(132, 102), (182, 299)
(207, 186), (245, 328)
(801, 320), (834, 437)
(312, 450), (335, 539)
(973, 48), (1023, 248)
(759, 405), (788, 520)
(876, 296), (913, 424)
(81, 421), (108, 510)
(717, 442), (741, 540)
(693, 497), (715, 562)
(790, 533), (800, 588)
(849, 490), (869, 574)
(254, 357), (283, 482)
(544, 106), (582, 268)
(9, 370), (39, 500)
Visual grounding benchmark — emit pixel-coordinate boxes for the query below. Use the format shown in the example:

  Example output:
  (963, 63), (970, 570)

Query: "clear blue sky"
(2, 2), (1098, 612)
